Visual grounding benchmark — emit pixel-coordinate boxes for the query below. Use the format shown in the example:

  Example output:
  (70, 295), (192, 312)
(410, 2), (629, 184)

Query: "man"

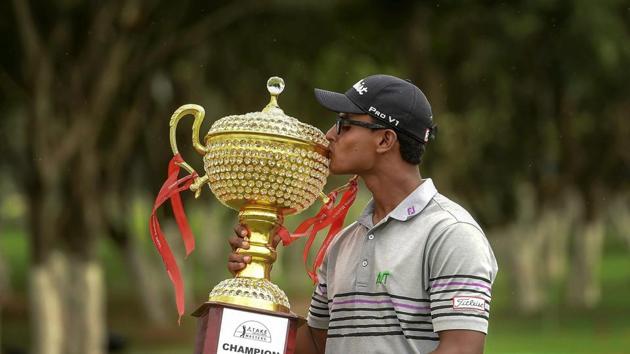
(228, 75), (498, 354)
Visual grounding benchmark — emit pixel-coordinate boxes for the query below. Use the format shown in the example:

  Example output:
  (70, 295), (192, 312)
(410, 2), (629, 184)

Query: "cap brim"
(314, 88), (365, 114)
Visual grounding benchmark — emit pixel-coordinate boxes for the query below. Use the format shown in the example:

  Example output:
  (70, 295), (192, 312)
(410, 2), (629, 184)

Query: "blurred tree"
(416, 0), (630, 310)
(1, 1), (629, 350)
(2, 0), (281, 353)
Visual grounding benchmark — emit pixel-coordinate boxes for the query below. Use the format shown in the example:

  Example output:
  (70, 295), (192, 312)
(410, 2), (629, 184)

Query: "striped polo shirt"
(307, 179), (498, 354)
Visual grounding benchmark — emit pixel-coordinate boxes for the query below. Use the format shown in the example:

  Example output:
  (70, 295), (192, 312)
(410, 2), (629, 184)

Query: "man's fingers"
(228, 253), (251, 264)
(227, 224), (252, 275)
(227, 252), (251, 275)
(228, 235), (250, 251)
(234, 224), (250, 238)
(228, 260), (246, 275)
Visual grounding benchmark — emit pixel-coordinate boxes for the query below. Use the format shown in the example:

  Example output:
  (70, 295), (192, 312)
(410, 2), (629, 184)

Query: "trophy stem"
(236, 204), (282, 280)
(207, 205), (290, 312)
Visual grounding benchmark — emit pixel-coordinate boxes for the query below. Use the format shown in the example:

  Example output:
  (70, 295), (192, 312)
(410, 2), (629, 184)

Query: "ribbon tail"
(310, 210), (349, 282)
(303, 222), (331, 283)
(306, 179), (359, 283)
(171, 191), (195, 257)
(150, 213), (185, 323)
(149, 153), (198, 323)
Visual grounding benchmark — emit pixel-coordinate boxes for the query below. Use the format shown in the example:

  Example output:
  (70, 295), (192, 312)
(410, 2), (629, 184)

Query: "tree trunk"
(567, 219), (605, 308)
(64, 256), (105, 354)
(509, 226), (546, 313)
(30, 252), (67, 354)
(122, 235), (169, 326)
(107, 189), (171, 326)
(27, 175), (67, 354)
(541, 191), (581, 285)
(509, 182), (546, 313)
(540, 209), (571, 283)
(608, 195), (630, 251)
(62, 150), (106, 354)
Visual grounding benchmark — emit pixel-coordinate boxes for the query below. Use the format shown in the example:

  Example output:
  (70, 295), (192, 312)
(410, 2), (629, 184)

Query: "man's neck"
(362, 166), (423, 225)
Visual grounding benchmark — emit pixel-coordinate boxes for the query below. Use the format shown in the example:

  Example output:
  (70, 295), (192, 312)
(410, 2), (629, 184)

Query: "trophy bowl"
(169, 77), (330, 313)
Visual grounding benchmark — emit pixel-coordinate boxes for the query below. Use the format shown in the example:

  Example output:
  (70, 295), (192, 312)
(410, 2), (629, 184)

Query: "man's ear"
(375, 130), (398, 153)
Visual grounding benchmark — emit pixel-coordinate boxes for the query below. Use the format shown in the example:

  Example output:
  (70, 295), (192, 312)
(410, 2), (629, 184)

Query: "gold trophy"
(168, 77), (329, 354)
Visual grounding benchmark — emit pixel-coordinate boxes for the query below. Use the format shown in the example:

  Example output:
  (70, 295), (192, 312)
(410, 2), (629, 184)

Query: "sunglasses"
(335, 116), (388, 135)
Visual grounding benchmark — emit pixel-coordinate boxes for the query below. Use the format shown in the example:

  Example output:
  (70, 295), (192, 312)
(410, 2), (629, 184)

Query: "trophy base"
(208, 277), (290, 313)
(193, 301), (304, 354)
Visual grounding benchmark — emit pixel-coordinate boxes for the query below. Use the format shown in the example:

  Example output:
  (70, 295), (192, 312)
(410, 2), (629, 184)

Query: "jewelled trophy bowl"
(169, 77), (329, 313)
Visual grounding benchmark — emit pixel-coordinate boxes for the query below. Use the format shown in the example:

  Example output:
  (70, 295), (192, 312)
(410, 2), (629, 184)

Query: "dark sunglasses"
(335, 116), (388, 135)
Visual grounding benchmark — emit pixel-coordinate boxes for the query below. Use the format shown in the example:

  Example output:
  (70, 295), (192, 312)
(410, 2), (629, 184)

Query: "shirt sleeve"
(426, 222), (498, 334)
(306, 258), (330, 329)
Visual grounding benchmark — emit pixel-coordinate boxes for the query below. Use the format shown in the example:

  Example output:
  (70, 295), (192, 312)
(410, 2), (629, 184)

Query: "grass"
(482, 236), (630, 354)
(2, 224), (630, 354)
(486, 309), (630, 354)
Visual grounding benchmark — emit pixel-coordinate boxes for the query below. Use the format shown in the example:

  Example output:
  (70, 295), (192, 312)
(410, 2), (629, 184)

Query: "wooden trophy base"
(192, 301), (305, 354)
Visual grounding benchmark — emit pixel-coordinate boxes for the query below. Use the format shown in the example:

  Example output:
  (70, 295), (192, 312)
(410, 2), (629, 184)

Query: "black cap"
(314, 74), (436, 143)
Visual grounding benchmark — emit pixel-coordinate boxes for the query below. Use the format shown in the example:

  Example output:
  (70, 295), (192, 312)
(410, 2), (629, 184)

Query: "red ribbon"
(149, 154), (197, 323)
(277, 176), (359, 283)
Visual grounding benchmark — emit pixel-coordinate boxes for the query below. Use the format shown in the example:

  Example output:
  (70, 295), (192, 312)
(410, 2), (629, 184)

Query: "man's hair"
(369, 116), (425, 165)
(397, 132), (425, 165)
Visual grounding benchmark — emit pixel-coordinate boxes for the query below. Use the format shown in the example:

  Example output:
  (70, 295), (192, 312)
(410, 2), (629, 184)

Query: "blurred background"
(1, 0), (629, 353)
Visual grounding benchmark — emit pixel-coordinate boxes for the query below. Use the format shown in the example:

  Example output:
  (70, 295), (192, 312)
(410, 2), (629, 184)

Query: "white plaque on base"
(217, 308), (289, 354)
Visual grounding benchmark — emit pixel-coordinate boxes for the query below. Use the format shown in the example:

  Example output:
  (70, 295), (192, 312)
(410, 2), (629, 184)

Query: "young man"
(228, 75), (498, 354)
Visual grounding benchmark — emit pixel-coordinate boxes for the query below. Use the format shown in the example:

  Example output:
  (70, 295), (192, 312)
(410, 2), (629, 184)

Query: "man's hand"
(227, 224), (251, 276)
(227, 224), (281, 276)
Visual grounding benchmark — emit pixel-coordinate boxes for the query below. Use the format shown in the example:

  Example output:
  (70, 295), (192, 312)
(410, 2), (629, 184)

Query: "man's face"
(324, 113), (384, 175)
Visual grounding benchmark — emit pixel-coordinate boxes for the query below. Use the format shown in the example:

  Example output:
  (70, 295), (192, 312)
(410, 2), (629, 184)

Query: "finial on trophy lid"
(263, 76), (285, 114)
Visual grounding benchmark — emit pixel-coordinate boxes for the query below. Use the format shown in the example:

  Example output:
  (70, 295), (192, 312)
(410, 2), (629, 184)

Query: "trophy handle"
(169, 104), (210, 198)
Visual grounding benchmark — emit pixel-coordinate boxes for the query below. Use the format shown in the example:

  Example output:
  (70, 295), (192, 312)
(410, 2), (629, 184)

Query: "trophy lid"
(205, 77), (328, 148)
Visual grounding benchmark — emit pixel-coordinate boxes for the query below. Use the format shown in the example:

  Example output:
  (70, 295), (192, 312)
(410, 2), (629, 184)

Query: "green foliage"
(1, 0), (629, 352)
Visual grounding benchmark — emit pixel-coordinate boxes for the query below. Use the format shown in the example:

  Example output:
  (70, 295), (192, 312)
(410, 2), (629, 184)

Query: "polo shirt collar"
(357, 178), (438, 228)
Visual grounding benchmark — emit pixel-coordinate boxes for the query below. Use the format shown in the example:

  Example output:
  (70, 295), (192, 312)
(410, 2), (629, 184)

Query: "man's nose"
(325, 125), (336, 141)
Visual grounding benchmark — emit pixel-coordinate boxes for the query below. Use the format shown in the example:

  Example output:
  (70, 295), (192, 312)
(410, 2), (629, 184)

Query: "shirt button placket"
(356, 230), (375, 289)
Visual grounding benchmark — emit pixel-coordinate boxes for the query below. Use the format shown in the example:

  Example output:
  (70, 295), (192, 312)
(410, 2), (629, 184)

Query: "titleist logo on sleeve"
(452, 296), (486, 312)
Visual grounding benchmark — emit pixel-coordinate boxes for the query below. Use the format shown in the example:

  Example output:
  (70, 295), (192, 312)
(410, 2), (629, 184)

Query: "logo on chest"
(376, 271), (391, 285)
